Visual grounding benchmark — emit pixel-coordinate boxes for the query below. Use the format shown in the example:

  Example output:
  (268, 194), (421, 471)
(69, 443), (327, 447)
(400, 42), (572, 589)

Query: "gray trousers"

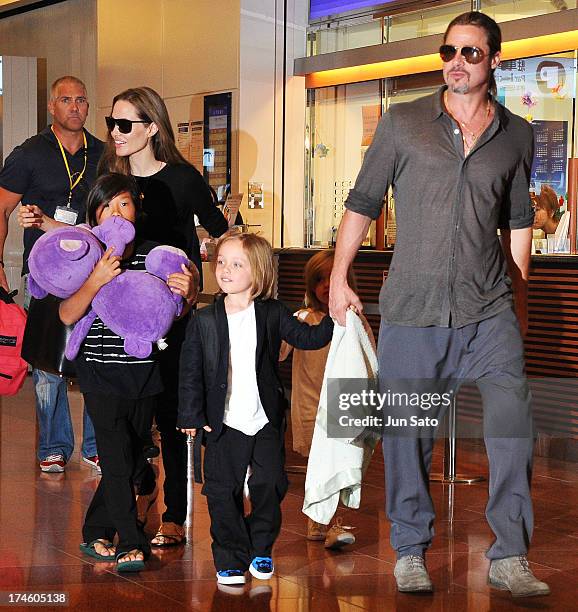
(378, 307), (534, 560)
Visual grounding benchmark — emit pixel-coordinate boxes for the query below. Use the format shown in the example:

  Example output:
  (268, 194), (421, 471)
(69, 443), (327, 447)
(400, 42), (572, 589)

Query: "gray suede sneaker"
(394, 555), (433, 593)
(488, 555), (550, 597)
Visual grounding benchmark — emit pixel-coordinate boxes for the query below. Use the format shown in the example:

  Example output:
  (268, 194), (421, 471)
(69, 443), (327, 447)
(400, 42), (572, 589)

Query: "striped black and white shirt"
(75, 240), (164, 399)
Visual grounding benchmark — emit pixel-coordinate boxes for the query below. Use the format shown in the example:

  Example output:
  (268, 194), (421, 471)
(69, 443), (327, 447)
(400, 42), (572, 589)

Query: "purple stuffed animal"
(27, 216), (191, 359)
(27, 224), (104, 299)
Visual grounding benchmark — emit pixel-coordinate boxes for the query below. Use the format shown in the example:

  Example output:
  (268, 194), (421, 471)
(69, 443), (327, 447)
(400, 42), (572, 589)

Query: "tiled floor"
(0, 377), (576, 610)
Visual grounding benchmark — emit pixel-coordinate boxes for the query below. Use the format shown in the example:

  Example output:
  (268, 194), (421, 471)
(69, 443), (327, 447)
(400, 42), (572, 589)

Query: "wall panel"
(0, 0), (97, 132)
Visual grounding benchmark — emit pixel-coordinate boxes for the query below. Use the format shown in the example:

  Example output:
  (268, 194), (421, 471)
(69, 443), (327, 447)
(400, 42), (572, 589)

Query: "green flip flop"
(116, 550), (145, 573)
(79, 539), (116, 561)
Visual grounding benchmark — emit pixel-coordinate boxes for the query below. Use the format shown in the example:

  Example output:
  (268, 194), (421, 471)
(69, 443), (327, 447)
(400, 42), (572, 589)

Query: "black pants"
(203, 423), (289, 572)
(155, 315), (189, 526)
(83, 392), (155, 557)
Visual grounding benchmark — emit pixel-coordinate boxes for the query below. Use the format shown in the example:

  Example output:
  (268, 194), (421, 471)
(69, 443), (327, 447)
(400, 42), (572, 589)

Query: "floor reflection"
(0, 377), (574, 610)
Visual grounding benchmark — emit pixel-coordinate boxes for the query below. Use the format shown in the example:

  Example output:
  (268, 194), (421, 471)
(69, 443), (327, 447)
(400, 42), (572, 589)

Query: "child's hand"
(88, 247), (122, 289)
(178, 425), (212, 436)
(18, 204), (63, 232)
(18, 204), (44, 229)
(167, 263), (200, 304)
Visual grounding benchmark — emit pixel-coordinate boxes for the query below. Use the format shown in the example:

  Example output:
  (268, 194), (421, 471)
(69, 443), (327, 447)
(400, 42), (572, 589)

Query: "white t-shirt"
(223, 301), (269, 436)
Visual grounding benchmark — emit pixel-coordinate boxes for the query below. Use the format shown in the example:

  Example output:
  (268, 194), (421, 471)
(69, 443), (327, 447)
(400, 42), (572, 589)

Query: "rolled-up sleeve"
(499, 124), (535, 230)
(345, 111), (396, 220)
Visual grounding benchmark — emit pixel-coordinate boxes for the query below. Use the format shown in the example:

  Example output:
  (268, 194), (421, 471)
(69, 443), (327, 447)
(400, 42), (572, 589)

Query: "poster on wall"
(248, 182), (264, 209)
(223, 194), (243, 227)
(190, 120), (204, 170)
(495, 55), (575, 198)
(204, 93), (232, 198)
(530, 120), (568, 195)
(361, 104), (381, 147)
(495, 56), (576, 102)
(177, 122), (191, 162)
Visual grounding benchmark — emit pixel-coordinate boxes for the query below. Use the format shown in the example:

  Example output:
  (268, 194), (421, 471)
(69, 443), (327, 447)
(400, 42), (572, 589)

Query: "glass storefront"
(305, 80), (383, 247)
(305, 52), (578, 253)
(496, 52), (577, 253)
(307, 1), (574, 56)
(481, 0), (577, 25)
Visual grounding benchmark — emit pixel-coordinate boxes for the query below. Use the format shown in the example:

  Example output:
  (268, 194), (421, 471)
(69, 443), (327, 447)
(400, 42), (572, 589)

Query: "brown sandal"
(151, 522), (186, 548)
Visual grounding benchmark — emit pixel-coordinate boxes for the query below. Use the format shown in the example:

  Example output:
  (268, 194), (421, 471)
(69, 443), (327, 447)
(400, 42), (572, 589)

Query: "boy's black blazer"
(178, 296), (333, 437)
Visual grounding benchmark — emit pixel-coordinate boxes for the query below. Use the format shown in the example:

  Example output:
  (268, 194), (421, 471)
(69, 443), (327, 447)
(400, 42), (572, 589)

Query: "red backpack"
(0, 288), (28, 396)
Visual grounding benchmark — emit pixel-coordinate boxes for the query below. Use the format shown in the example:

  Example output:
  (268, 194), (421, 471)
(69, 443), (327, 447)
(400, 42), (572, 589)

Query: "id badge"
(54, 206), (78, 225)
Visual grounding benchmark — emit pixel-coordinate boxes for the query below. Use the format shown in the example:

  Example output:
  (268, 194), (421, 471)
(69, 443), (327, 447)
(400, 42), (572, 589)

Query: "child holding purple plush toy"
(59, 173), (197, 572)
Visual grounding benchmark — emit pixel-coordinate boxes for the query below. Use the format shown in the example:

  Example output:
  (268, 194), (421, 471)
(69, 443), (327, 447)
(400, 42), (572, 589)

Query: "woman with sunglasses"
(99, 87), (228, 548)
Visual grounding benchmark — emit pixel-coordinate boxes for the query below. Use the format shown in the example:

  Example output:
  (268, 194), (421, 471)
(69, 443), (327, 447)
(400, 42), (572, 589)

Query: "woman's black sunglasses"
(439, 44), (486, 65)
(105, 116), (150, 134)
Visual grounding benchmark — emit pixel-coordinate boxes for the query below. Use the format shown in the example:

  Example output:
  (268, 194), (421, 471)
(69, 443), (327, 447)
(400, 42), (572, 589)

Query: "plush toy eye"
(60, 239), (84, 252)
(59, 239), (89, 260)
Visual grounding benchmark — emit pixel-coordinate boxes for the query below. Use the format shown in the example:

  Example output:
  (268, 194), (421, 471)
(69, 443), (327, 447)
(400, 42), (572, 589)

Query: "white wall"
(0, 0), (97, 132)
(1, 57), (39, 302)
(239, 0), (308, 246)
(95, 0), (241, 216)
(97, 0), (307, 247)
(96, 0), (240, 138)
(0, 0), (97, 299)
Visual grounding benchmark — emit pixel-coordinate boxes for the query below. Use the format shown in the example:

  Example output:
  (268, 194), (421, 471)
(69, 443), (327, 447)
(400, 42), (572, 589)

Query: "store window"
(481, 0), (577, 24)
(386, 0), (469, 43)
(306, 2), (574, 56)
(305, 53), (578, 253)
(495, 52), (577, 253)
(305, 80), (382, 247)
(308, 14), (381, 56)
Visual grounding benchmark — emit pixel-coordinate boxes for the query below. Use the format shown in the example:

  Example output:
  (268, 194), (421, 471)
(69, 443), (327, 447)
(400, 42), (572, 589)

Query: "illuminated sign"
(309, 1), (391, 20)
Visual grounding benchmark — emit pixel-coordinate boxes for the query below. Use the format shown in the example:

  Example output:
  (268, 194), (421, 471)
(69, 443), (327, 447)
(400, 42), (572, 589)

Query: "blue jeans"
(33, 369), (97, 461)
(24, 276), (97, 462)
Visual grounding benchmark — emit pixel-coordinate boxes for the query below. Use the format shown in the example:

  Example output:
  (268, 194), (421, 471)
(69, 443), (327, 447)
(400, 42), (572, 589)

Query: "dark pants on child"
(378, 307), (534, 561)
(203, 422), (289, 571)
(83, 392), (155, 557)
(155, 315), (189, 526)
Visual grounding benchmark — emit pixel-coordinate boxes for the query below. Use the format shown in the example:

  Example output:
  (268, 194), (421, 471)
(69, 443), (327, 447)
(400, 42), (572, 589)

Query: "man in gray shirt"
(329, 12), (549, 598)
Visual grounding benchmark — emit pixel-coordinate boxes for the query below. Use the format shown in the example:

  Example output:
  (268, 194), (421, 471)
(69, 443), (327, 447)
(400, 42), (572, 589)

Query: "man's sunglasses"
(105, 116), (150, 134)
(439, 44), (486, 65)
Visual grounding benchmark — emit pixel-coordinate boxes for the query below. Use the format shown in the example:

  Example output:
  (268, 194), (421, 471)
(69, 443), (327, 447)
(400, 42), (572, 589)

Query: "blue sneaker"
(216, 569), (246, 585)
(249, 556), (274, 580)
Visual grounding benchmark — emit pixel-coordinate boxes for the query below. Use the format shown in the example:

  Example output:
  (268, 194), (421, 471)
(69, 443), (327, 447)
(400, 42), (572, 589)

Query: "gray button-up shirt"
(345, 86), (534, 328)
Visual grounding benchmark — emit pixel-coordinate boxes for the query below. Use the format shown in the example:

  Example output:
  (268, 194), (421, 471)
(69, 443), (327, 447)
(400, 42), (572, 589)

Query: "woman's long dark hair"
(98, 86), (189, 176)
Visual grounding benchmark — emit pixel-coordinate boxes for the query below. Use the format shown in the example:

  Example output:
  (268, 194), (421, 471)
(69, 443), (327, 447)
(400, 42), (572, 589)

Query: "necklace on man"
(444, 90), (492, 152)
